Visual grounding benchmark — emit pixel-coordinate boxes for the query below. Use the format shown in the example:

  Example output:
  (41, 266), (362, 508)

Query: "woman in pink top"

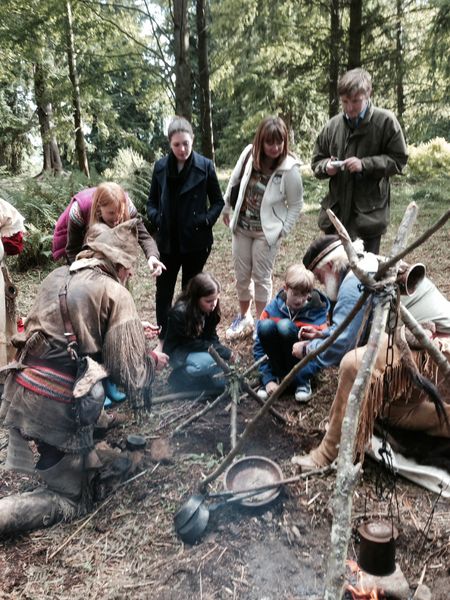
(52, 182), (164, 275)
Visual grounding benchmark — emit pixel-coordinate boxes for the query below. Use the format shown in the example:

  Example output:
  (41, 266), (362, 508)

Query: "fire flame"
(345, 560), (384, 599)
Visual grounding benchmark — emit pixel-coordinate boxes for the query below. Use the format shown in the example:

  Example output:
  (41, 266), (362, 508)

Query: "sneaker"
(294, 382), (312, 403)
(256, 387), (268, 401)
(225, 314), (254, 341)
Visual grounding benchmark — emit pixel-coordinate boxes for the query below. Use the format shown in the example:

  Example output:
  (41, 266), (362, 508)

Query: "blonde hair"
(89, 182), (130, 226)
(284, 263), (315, 293)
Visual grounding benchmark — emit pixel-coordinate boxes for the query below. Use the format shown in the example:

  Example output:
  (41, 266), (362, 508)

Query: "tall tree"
(171, 0), (192, 120)
(196, 0), (214, 159)
(347, 0), (362, 69)
(33, 60), (63, 175)
(395, 0), (405, 127)
(329, 0), (341, 117)
(65, 0), (89, 177)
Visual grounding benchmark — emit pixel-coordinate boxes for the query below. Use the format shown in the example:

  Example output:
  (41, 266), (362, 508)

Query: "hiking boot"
(294, 382), (312, 403)
(225, 314), (254, 341)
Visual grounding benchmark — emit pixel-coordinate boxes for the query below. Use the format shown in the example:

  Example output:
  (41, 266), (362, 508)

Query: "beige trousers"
(310, 334), (450, 466)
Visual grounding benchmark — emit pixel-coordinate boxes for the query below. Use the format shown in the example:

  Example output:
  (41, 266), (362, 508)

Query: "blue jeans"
(257, 319), (315, 387)
(170, 352), (226, 392)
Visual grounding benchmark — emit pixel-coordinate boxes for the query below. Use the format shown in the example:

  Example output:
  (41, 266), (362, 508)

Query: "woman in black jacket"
(147, 117), (224, 342)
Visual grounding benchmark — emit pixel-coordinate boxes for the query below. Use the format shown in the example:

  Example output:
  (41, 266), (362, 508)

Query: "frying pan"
(174, 473), (308, 544)
(174, 487), (278, 544)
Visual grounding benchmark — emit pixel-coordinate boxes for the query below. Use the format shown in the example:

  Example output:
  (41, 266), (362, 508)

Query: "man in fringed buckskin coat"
(0, 219), (167, 535)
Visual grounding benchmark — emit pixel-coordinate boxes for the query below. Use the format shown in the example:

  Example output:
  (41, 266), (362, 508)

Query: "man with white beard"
(290, 235), (377, 390)
(292, 234), (450, 471)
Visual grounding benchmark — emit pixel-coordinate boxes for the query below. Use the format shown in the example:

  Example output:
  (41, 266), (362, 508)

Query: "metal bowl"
(223, 455), (284, 507)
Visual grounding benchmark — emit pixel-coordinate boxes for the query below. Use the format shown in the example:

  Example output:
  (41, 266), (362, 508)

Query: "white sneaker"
(256, 388), (268, 401)
(225, 314), (254, 341)
(295, 382), (312, 403)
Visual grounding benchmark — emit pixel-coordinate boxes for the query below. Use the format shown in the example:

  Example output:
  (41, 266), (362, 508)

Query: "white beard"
(323, 273), (340, 301)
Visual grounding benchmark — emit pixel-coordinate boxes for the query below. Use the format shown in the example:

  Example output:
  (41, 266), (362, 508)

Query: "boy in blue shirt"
(253, 263), (329, 402)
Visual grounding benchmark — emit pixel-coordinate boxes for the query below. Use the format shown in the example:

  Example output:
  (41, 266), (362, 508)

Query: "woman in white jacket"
(222, 116), (303, 340)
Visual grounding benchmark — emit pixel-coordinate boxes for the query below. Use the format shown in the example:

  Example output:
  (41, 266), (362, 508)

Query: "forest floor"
(1, 174), (450, 599)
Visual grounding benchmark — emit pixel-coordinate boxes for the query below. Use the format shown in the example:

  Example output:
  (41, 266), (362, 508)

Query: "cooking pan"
(174, 474), (309, 544)
(174, 487), (278, 545)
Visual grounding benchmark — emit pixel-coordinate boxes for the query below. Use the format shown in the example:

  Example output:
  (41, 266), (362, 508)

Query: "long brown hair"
(89, 182), (130, 226)
(177, 272), (221, 337)
(252, 116), (289, 171)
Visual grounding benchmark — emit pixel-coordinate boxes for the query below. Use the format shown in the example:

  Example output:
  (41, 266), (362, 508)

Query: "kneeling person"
(0, 219), (167, 535)
(254, 263), (329, 402)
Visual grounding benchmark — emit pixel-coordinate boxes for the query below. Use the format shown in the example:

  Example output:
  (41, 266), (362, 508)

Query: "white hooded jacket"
(223, 144), (303, 247)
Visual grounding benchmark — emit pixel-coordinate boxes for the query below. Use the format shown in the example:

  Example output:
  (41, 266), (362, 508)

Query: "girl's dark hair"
(177, 272), (221, 337)
(252, 116), (289, 171)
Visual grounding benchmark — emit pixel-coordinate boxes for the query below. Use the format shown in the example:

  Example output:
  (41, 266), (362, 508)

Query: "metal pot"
(358, 520), (398, 576)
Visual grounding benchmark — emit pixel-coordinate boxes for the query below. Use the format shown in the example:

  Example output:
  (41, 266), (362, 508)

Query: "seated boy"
(253, 264), (329, 402)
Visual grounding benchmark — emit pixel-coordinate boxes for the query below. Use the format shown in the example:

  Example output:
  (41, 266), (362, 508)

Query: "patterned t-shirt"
(237, 170), (271, 231)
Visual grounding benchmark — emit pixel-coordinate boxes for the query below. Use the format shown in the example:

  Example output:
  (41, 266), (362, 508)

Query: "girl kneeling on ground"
(164, 273), (233, 392)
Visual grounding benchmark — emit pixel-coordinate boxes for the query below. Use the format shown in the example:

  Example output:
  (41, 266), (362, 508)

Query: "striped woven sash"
(15, 365), (76, 403)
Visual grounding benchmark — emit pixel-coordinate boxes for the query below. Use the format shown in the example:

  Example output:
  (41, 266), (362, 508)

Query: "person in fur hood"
(0, 219), (168, 535)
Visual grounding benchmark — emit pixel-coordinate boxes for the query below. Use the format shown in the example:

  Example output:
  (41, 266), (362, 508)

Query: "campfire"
(345, 560), (386, 599)
(344, 559), (410, 600)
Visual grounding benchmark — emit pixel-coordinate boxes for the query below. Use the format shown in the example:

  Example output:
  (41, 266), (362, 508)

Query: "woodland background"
(0, 0), (449, 263)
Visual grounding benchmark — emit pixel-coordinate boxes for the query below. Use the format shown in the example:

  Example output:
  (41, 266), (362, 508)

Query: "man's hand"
(147, 256), (166, 277)
(152, 351), (169, 371)
(292, 341), (309, 359)
(298, 326), (325, 340)
(222, 212), (231, 227)
(142, 321), (161, 340)
(342, 156), (363, 173)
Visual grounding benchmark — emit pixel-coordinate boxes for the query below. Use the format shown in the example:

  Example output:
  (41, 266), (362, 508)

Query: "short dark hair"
(338, 68), (372, 98)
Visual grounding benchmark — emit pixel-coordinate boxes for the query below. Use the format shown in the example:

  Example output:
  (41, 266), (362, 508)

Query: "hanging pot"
(358, 520), (398, 576)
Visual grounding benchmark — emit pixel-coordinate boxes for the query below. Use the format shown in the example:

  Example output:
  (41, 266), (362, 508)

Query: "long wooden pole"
(324, 202), (419, 598)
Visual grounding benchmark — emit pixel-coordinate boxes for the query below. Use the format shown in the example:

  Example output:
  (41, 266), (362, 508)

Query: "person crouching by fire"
(0, 218), (168, 536)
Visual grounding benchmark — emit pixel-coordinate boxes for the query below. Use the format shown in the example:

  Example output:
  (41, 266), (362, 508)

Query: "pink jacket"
(52, 188), (95, 261)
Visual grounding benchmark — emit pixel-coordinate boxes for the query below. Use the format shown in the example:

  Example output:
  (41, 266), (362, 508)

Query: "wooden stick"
(400, 305), (450, 381)
(324, 201), (418, 599)
(242, 381), (287, 424)
(152, 390), (204, 404)
(172, 389), (229, 434)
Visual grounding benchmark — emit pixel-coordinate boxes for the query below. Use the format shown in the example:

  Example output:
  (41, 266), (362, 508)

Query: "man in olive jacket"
(312, 68), (408, 253)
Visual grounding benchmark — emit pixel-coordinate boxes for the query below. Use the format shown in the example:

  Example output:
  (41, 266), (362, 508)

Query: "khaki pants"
(232, 226), (280, 305)
(310, 334), (450, 466)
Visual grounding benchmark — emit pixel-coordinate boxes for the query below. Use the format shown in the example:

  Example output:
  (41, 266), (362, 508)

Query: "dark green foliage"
(0, 171), (96, 270)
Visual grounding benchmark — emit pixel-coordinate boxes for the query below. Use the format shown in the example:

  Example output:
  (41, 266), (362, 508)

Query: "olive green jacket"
(311, 102), (408, 239)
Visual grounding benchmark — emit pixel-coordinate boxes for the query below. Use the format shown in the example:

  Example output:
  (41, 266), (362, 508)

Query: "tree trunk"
(196, 0), (214, 159)
(328, 0), (341, 118)
(33, 62), (63, 175)
(395, 0), (405, 128)
(172, 0), (192, 121)
(65, 0), (89, 177)
(347, 0), (362, 70)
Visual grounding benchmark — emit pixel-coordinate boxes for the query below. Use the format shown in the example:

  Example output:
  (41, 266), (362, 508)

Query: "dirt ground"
(1, 189), (450, 599)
